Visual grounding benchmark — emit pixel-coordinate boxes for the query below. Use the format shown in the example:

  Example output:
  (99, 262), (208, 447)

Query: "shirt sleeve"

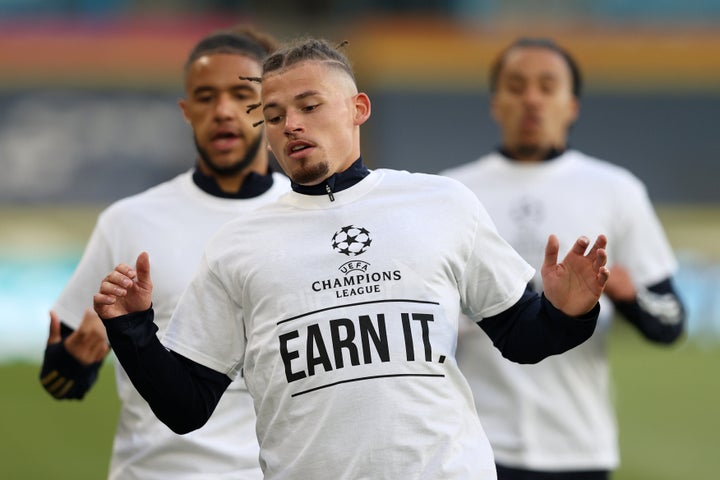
(162, 252), (247, 380)
(52, 214), (115, 329)
(613, 175), (678, 284)
(478, 287), (599, 364)
(457, 200), (536, 320)
(102, 308), (231, 434)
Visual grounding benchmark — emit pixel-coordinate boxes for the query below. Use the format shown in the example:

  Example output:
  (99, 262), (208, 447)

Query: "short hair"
(489, 37), (583, 98)
(262, 38), (355, 82)
(184, 24), (278, 73)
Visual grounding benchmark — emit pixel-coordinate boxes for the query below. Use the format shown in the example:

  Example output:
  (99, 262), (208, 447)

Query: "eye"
(265, 115), (283, 125)
(540, 81), (557, 95)
(301, 104), (319, 112)
(505, 80), (525, 95)
(235, 90), (259, 101)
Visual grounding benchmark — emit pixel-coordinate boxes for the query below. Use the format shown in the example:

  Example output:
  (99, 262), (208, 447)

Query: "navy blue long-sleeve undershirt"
(101, 289), (598, 434)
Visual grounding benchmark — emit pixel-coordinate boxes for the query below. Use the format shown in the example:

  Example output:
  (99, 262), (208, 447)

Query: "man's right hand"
(47, 309), (109, 365)
(94, 252), (153, 319)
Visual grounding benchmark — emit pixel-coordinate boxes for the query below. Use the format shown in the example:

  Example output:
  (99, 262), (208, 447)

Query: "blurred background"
(0, 1), (718, 479)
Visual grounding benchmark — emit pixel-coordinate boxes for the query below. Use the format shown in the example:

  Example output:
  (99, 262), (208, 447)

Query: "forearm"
(479, 287), (598, 364)
(614, 278), (685, 344)
(39, 323), (103, 400)
(101, 308), (231, 434)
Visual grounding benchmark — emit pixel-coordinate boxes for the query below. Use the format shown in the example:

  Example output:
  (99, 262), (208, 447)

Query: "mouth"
(520, 114), (541, 131)
(286, 140), (315, 158)
(211, 130), (241, 152)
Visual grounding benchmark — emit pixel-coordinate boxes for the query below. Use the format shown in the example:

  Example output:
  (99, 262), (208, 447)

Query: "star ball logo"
(311, 224), (400, 297)
(331, 225), (372, 257)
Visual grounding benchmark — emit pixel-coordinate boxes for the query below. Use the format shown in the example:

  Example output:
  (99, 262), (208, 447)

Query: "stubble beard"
(291, 160), (330, 186)
(194, 134), (263, 177)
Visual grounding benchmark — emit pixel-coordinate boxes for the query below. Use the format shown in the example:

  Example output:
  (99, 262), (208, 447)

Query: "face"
(491, 46), (579, 161)
(261, 61), (371, 185)
(179, 53), (265, 177)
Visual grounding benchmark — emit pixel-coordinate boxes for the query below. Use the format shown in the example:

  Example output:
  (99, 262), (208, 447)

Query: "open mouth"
(211, 131), (240, 151)
(287, 140), (314, 157)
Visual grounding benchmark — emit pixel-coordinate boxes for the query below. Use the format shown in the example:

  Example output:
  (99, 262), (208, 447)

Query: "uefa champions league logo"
(331, 225), (372, 257)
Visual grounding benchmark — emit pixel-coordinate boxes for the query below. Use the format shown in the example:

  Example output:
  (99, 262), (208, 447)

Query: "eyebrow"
(192, 83), (257, 96)
(263, 90), (321, 112)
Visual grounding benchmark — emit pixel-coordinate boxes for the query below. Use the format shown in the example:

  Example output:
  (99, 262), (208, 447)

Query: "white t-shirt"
(163, 169), (536, 480)
(53, 169), (290, 480)
(441, 150), (678, 471)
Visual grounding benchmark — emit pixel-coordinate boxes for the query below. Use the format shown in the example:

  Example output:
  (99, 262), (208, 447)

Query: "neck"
(291, 157), (369, 196)
(192, 163), (275, 199)
(499, 145), (566, 163)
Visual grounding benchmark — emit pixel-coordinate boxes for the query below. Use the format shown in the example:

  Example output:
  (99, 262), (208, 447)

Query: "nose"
(522, 85), (543, 106)
(283, 110), (304, 136)
(214, 94), (235, 120)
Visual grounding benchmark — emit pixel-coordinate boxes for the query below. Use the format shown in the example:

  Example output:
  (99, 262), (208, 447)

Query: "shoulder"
(379, 168), (480, 196)
(568, 150), (648, 192)
(374, 169), (484, 218)
(438, 152), (497, 180)
(98, 171), (189, 222)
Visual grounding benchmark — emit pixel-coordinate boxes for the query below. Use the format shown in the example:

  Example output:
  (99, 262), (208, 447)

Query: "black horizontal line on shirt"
(290, 372), (445, 397)
(277, 298), (441, 325)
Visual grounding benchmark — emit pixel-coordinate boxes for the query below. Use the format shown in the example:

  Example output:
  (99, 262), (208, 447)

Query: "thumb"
(135, 252), (152, 285)
(542, 234), (560, 271)
(48, 310), (62, 345)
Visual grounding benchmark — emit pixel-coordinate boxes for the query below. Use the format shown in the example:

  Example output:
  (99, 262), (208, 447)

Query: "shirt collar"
(192, 164), (275, 199)
(290, 157), (370, 196)
(497, 146), (567, 162)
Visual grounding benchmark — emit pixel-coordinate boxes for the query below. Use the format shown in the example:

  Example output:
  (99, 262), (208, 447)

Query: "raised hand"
(48, 309), (109, 365)
(602, 264), (637, 303)
(94, 252), (153, 319)
(541, 234), (610, 317)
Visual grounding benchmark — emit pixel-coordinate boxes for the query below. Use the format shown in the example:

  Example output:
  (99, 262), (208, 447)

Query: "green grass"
(1, 326), (718, 479)
(0, 360), (119, 479)
(610, 321), (720, 480)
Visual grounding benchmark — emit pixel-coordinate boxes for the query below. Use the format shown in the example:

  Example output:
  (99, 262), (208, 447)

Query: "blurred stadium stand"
(0, 1), (718, 203)
(0, 1), (718, 358)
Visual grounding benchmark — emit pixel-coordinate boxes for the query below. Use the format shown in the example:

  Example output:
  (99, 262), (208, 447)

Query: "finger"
(87, 341), (110, 362)
(598, 265), (610, 287)
(106, 269), (135, 289)
(47, 311), (62, 345)
(79, 308), (105, 336)
(135, 252), (151, 285)
(586, 234), (608, 259)
(568, 235), (591, 256)
(594, 247), (608, 271)
(93, 292), (117, 308)
(542, 234), (560, 270)
(80, 307), (101, 325)
(99, 279), (127, 297)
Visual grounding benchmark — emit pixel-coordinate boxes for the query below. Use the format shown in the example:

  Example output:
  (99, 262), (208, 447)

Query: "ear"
(178, 98), (191, 124)
(569, 96), (580, 125)
(489, 94), (500, 124)
(353, 92), (372, 126)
